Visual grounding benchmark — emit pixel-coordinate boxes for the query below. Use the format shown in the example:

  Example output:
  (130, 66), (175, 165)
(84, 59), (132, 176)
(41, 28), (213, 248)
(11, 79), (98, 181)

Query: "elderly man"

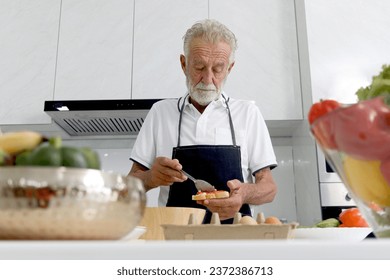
(129, 19), (278, 224)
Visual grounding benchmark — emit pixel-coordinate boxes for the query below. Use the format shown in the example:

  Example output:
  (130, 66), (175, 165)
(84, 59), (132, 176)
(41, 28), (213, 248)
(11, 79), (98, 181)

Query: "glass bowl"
(310, 96), (390, 238)
(0, 166), (146, 240)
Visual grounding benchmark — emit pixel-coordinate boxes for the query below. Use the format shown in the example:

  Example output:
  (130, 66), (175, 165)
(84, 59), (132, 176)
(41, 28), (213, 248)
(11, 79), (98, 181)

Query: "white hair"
(183, 19), (237, 64)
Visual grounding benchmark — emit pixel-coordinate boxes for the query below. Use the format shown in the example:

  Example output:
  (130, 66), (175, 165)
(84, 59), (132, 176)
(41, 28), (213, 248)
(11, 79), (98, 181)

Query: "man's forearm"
(128, 163), (156, 192)
(241, 168), (277, 205)
(240, 181), (277, 205)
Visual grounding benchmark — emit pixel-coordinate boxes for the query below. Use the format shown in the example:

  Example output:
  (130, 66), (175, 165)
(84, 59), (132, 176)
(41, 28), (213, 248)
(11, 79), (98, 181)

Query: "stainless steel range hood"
(44, 99), (161, 136)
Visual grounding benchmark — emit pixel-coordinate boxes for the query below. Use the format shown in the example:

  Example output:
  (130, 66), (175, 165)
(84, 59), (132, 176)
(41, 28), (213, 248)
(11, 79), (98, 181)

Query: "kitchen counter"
(1, 239), (390, 260)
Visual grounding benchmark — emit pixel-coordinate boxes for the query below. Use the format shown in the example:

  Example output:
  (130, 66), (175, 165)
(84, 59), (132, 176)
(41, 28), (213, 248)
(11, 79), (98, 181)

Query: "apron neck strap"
(223, 95), (237, 146)
(177, 95), (188, 147)
(177, 93), (237, 146)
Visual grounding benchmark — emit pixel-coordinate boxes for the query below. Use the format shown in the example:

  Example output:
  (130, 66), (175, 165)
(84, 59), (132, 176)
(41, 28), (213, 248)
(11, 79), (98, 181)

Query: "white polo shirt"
(130, 92), (277, 206)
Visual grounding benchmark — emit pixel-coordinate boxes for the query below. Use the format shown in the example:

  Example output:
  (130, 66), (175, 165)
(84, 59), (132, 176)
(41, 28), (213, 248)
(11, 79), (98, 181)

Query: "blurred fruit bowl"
(0, 166), (146, 240)
(310, 95), (390, 238)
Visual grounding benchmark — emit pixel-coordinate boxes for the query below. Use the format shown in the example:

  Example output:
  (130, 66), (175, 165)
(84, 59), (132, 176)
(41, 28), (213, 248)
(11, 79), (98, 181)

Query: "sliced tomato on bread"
(192, 190), (229, 201)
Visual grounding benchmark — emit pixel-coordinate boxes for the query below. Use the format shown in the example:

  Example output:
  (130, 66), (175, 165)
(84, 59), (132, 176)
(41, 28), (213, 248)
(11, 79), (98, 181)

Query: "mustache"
(194, 83), (217, 91)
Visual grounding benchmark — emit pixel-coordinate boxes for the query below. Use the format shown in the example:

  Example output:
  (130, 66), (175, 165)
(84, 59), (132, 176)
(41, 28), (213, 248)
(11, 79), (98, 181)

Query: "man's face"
(182, 38), (234, 106)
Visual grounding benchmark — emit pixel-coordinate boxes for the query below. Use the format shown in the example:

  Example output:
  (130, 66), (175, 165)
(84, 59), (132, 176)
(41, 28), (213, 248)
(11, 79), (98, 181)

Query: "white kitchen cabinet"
(0, 0), (60, 125)
(131, 0), (208, 100)
(210, 0), (303, 120)
(54, 0), (134, 100)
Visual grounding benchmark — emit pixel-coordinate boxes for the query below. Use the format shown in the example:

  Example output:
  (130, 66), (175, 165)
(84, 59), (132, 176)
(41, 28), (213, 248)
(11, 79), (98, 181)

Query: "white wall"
(304, 0), (390, 104)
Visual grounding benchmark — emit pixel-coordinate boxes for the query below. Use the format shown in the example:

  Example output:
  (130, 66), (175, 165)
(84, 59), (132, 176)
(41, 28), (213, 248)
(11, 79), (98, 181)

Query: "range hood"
(44, 99), (161, 137)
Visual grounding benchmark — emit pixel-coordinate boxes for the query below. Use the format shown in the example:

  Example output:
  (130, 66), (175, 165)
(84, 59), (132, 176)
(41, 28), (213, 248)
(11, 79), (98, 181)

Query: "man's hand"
(129, 157), (186, 191)
(197, 179), (243, 221)
(196, 168), (277, 220)
(149, 157), (186, 186)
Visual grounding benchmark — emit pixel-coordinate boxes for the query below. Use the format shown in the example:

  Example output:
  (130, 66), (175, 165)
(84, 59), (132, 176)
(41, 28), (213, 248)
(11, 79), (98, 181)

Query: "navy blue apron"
(166, 94), (252, 224)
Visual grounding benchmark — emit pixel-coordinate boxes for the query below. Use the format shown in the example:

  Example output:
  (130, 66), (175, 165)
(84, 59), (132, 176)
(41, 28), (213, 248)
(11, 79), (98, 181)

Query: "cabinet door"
(210, 0), (303, 120)
(54, 0), (134, 100)
(131, 0), (208, 100)
(0, 0), (60, 125)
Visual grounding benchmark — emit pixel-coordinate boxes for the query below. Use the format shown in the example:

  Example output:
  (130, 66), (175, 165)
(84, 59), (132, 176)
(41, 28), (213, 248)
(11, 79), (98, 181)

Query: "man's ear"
(227, 61), (235, 74)
(180, 55), (186, 73)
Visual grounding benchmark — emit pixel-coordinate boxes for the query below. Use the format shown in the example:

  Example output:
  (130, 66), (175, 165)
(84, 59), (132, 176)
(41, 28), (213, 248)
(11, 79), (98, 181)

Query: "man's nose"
(201, 70), (214, 85)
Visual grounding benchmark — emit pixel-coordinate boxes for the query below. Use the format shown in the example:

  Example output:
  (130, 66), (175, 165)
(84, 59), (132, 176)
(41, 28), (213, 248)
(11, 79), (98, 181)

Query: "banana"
(344, 155), (390, 207)
(0, 131), (43, 155)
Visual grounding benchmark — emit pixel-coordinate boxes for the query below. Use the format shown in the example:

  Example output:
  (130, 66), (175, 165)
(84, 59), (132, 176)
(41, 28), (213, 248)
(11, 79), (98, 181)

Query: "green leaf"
(356, 64), (390, 101)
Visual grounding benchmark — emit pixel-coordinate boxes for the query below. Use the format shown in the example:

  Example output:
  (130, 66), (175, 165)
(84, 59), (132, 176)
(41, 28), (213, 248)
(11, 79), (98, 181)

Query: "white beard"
(186, 79), (223, 106)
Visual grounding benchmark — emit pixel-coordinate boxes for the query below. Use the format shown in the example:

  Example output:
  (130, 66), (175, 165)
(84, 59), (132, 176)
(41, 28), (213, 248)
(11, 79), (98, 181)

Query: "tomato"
(339, 208), (369, 227)
(308, 99), (340, 125)
(309, 99), (341, 149)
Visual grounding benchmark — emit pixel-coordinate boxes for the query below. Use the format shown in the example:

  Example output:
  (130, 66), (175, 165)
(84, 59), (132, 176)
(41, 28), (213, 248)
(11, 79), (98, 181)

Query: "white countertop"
(1, 239), (390, 260)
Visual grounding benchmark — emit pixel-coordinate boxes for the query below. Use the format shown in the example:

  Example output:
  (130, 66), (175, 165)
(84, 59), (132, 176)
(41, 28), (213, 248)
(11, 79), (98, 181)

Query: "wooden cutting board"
(138, 207), (206, 240)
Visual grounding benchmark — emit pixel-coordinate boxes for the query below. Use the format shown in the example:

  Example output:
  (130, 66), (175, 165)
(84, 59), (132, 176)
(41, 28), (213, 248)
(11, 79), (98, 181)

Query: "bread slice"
(192, 192), (207, 200)
(192, 190), (229, 201)
(213, 190), (229, 199)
